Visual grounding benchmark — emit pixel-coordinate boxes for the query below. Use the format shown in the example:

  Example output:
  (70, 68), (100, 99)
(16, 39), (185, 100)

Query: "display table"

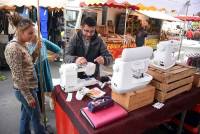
(53, 85), (200, 134)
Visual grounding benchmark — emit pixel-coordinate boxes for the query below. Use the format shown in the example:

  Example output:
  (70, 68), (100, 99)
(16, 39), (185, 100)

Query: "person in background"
(64, 17), (113, 78)
(186, 29), (193, 40)
(135, 22), (148, 47)
(124, 28), (135, 47)
(160, 31), (168, 41)
(193, 30), (200, 41)
(29, 28), (61, 112)
(4, 12), (46, 134)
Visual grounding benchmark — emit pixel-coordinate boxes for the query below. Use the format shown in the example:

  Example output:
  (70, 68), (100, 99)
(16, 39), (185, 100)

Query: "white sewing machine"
(111, 46), (153, 94)
(59, 62), (98, 92)
(152, 40), (180, 70)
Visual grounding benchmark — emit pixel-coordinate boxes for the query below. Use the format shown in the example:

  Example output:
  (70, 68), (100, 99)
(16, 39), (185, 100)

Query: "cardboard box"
(112, 85), (155, 112)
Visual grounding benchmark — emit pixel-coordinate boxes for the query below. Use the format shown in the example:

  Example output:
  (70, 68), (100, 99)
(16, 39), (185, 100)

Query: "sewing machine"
(111, 46), (153, 94)
(59, 62), (98, 92)
(152, 40), (180, 70)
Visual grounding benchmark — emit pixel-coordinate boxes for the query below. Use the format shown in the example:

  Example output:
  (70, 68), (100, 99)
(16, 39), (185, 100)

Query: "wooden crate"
(155, 83), (193, 102)
(151, 76), (194, 92)
(148, 64), (196, 102)
(112, 85), (155, 112)
(148, 64), (196, 83)
(193, 73), (200, 87)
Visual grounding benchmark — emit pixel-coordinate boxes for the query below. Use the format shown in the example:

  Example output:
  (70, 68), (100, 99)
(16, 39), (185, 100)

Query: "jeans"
(14, 89), (46, 134)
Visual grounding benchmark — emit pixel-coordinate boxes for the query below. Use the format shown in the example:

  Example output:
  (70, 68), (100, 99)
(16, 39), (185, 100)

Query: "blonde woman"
(4, 13), (46, 134)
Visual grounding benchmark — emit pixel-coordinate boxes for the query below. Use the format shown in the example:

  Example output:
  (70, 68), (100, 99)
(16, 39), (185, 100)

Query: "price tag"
(152, 102), (164, 109)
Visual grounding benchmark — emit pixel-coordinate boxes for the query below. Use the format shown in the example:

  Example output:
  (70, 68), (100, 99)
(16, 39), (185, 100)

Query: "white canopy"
(137, 10), (181, 22)
(0, 0), (67, 8)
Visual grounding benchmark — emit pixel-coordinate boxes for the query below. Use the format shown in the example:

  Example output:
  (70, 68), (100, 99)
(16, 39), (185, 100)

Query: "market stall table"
(53, 85), (200, 134)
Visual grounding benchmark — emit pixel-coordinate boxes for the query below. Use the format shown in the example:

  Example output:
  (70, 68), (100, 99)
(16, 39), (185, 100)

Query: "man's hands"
(76, 56), (104, 65)
(75, 57), (87, 64)
(94, 56), (104, 65)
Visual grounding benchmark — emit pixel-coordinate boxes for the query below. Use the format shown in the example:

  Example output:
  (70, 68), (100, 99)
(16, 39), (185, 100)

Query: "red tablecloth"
(53, 85), (200, 134)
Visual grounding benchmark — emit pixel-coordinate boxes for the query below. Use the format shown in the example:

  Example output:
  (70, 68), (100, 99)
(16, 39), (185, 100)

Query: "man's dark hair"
(81, 17), (96, 27)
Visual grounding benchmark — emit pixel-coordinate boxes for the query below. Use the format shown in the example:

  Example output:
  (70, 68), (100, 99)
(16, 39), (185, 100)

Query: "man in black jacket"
(64, 17), (113, 78)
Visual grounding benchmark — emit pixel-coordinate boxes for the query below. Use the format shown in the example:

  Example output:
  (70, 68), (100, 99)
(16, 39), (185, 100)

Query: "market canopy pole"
(37, 0), (41, 45)
(37, 0), (47, 129)
(124, 7), (128, 35)
(123, 7), (128, 45)
(177, 0), (190, 60)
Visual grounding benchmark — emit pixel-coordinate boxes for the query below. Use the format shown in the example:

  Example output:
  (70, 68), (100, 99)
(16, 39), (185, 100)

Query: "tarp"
(80, 0), (139, 10)
(176, 16), (200, 21)
(129, 0), (199, 16)
(137, 10), (181, 22)
(81, 0), (199, 15)
(0, 0), (66, 8)
(136, 3), (166, 11)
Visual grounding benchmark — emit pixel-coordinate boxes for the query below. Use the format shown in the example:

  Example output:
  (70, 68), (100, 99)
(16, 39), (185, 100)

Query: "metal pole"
(37, 0), (47, 128)
(124, 8), (128, 35)
(123, 8), (128, 45)
(177, 0), (190, 60)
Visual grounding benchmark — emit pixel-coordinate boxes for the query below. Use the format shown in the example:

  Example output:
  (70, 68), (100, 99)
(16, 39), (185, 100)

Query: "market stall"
(82, 1), (181, 55)
(53, 84), (200, 134)
(176, 16), (200, 21)
(80, 0), (139, 59)
(132, 10), (181, 48)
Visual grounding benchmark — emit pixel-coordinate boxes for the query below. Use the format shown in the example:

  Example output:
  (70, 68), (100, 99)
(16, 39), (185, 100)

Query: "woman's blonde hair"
(7, 12), (34, 32)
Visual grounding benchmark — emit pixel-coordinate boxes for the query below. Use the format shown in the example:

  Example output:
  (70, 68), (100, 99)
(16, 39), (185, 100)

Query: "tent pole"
(124, 8), (128, 35)
(124, 8), (128, 45)
(177, 0), (190, 60)
(37, 0), (47, 128)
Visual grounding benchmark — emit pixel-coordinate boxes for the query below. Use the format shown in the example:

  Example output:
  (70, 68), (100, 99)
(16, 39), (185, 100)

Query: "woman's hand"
(51, 54), (59, 61)
(27, 96), (36, 108)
